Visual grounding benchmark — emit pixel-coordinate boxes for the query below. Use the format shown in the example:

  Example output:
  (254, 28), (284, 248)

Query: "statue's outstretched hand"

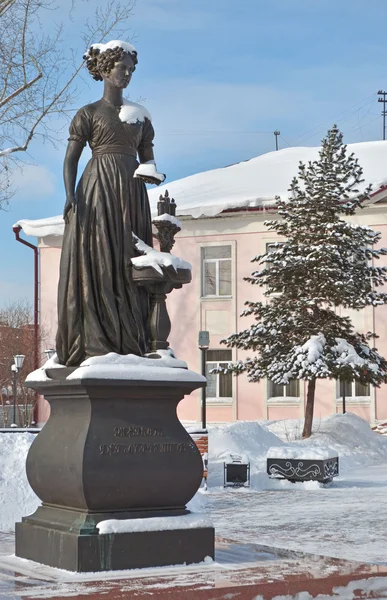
(134, 162), (166, 186)
(136, 174), (165, 186)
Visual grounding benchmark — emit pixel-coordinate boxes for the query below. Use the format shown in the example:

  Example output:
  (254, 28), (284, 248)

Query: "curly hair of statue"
(83, 46), (138, 81)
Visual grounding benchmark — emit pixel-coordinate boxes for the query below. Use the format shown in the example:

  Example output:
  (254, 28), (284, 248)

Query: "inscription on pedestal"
(100, 442), (188, 455)
(114, 426), (164, 437)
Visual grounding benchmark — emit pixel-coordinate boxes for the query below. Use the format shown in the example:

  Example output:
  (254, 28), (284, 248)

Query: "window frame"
(201, 245), (232, 299)
(205, 349), (233, 404)
(267, 378), (301, 404)
(336, 379), (371, 403)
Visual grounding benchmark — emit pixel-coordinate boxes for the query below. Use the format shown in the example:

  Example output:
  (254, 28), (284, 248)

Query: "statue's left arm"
(134, 118), (166, 186)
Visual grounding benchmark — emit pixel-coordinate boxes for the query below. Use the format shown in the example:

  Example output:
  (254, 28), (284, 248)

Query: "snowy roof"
(14, 215), (64, 238)
(148, 141), (387, 219)
(14, 141), (387, 238)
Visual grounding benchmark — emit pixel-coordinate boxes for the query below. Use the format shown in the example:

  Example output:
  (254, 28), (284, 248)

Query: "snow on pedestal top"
(97, 513), (213, 534)
(14, 141), (387, 237)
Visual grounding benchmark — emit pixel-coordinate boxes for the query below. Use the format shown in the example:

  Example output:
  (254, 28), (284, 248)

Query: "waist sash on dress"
(92, 145), (137, 158)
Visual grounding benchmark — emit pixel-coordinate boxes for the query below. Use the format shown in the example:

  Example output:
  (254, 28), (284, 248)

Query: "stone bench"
(267, 446), (339, 484)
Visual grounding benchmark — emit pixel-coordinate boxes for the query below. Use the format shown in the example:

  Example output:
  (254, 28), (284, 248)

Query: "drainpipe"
(12, 225), (39, 425)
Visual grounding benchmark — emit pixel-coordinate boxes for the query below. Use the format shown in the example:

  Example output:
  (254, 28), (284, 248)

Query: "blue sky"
(3, 0), (387, 306)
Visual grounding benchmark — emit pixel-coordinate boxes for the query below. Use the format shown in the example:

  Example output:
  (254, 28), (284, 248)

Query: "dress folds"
(56, 99), (154, 366)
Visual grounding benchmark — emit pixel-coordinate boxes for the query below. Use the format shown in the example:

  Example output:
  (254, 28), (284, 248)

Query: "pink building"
(15, 142), (387, 426)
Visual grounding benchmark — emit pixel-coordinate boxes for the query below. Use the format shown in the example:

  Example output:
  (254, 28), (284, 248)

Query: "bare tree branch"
(0, 72), (42, 111)
(0, 0), (136, 206)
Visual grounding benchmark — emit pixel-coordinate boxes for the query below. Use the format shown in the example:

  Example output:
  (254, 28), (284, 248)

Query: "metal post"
(274, 130), (280, 151)
(12, 368), (17, 426)
(198, 330), (210, 430)
(342, 389), (346, 414)
(377, 91), (387, 141)
(201, 348), (207, 430)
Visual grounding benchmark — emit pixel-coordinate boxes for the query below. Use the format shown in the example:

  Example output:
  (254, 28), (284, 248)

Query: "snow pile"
(207, 421), (284, 487)
(0, 433), (39, 531)
(206, 413), (387, 487)
(97, 513), (212, 534)
(266, 413), (387, 472)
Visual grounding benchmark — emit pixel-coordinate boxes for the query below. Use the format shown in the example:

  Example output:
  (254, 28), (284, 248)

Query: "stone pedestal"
(16, 374), (214, 571)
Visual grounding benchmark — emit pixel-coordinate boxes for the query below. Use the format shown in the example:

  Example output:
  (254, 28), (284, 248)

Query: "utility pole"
(378, 90), (387, 140)
(274, 130), (280, 151)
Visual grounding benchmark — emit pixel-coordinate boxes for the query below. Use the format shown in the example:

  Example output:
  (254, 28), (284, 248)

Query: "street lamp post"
(11, 354), (25, 428)
(198, 331), (210, 430)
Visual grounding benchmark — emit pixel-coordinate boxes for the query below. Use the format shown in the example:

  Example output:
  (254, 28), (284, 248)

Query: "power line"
(289, 93), (376, 145)
(280, 134), (293, 148)
(156, 130), (276, 136)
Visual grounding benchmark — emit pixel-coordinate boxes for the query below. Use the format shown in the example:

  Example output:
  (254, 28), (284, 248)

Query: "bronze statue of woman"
(56, 41), (165, 367)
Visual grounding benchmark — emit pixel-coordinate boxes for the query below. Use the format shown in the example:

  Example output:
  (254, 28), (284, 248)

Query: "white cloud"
(11, 165), (57, 200)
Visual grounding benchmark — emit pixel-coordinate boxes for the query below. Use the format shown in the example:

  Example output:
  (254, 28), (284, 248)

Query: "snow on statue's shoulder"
(119, 99), (152, 125)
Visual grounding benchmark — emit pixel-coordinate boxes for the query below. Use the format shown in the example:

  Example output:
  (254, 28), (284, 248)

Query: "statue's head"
(84, 40), (138, 88)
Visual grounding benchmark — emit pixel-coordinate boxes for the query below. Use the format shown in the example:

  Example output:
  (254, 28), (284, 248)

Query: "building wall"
(37, 236), (61, 425)
(168, 205), (387, 425)
(36, 203), (387, 425)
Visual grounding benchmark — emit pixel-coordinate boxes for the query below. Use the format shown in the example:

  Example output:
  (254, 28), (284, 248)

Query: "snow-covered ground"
(1, 413), (387, 564)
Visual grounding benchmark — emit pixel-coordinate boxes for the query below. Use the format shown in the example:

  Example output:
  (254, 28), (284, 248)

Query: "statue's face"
(103, 54), (135, 89)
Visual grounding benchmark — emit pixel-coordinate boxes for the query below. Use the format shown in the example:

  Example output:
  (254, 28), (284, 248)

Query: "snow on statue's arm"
(116, 99), (166, 185)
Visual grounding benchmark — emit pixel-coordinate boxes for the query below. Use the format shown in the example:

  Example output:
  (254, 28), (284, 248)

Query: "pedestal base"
(17, 372), (212, 572)
(16, 520), (214, 572)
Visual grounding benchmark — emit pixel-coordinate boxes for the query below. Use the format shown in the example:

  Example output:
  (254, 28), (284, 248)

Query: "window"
(265, 242), (284, 296)
(337, 380), (370, 398)
(265, 242), (284, 268)
(206, 349), (232, 401)
(202, 246), (231, 297)
(268, 379), (300, 399)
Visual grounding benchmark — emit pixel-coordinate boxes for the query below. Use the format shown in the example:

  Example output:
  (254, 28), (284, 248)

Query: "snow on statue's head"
(83, 40), (138, 81)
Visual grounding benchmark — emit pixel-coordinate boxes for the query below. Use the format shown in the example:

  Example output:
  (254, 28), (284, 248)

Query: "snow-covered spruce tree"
(220, 126), (387, 438)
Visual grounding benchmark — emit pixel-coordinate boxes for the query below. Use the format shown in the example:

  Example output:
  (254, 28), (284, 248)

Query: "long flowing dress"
(56, 99), (154, 367)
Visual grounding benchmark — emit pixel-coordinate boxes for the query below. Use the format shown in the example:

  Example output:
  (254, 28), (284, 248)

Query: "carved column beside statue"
(133, 191), (191, 356)
(15, 41), (214, 572)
